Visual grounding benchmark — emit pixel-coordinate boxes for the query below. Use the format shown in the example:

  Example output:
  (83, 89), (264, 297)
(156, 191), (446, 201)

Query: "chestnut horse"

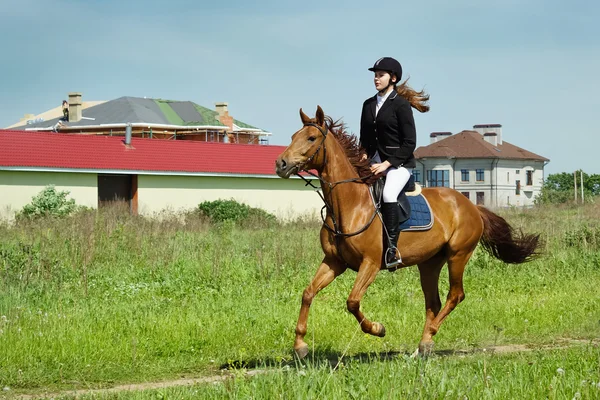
(275, 106), (540, 358)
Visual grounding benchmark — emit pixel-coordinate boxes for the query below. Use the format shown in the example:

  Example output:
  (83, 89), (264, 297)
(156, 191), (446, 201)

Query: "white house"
(0, 130), (321, 220)
(414, 124), (549, 207)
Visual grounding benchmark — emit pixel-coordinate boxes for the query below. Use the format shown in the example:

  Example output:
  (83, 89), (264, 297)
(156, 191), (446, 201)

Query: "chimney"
(215, 102), (228, 117)
(68, 92), (82, 123)
(473, 124), (502, 145)
(125, 123), (132, 145)
(430, 132), (452, 144)
(215, 102), (234, 141)
(483, 132), (498, 146)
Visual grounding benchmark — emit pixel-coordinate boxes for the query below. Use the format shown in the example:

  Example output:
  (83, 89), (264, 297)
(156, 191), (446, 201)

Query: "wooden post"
(574, 171), (578, 203)
(581, 171), (584, 204)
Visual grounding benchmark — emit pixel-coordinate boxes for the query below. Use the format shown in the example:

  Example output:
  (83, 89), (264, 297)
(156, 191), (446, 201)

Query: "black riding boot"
(381, 202), (402, 268)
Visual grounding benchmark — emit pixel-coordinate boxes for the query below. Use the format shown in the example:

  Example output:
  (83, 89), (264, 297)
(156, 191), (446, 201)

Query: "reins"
(295, 123), (380, 238)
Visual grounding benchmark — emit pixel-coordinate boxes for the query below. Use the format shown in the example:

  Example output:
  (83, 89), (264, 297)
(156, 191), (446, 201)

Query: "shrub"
(197, 198), (276, 225)
(17, 185), (78, 219)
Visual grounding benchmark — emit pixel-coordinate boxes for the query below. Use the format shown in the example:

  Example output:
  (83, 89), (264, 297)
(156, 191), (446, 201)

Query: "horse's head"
(275, 106), (328, 178)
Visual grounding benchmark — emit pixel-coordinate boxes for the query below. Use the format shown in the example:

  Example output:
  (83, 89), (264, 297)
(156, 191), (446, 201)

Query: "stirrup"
(385, 247), (402, 269)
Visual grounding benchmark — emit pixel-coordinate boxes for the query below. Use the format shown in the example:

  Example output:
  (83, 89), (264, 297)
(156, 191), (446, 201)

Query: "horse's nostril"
(281, 160), (287, 169)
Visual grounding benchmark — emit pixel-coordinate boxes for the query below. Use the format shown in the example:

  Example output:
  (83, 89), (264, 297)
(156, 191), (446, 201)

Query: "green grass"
(26, 346), (600, 399)
(1, 203), (600, 397)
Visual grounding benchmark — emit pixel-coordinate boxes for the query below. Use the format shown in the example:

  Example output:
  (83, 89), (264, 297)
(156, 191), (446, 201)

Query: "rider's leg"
(381, 167), (412, 267)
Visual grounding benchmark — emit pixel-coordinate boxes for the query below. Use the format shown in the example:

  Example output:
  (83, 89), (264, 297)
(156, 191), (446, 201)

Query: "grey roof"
(10, 96), (262, 131)
(169, 101), (206, 124)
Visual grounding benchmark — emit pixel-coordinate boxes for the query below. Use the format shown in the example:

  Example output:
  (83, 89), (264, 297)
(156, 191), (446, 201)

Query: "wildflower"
(298, 370), (306, 376)
(573, 392), (581, 399)
(556, 368), (565, 375)
(2, 387), (10, 392)
(1, 316), (7, 322)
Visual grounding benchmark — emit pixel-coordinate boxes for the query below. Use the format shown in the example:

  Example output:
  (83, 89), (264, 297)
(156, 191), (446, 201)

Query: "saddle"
(371, 175), (434, 232)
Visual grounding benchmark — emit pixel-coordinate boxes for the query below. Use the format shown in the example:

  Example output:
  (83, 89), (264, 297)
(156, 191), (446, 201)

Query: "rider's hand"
(369, 161), (391, 175)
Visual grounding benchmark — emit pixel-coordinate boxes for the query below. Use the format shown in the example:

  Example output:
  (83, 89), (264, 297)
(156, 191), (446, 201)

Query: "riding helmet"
(368, 57), (402, 82)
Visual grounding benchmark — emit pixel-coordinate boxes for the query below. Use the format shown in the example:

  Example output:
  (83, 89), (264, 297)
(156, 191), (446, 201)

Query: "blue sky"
(1, 0), (599, 174)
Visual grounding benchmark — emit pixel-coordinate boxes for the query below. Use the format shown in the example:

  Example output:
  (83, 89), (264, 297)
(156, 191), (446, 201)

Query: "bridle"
(294, 123), (380, 238)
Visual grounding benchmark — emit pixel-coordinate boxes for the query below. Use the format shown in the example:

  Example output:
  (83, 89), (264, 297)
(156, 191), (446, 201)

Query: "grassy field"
(1, 203), (600, 398)
(45, 345), (600, 399)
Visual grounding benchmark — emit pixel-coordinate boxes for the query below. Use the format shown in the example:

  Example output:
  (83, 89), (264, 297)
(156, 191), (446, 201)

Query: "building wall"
(492, 160), (545, 207)
(0, 170), (325, 221)
(0, 170), (97, 220)
(137, 175), (323, 219)
(415, 158), (545, 208)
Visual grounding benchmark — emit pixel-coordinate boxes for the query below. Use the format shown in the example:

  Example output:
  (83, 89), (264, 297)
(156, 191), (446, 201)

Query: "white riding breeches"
(372, 151), (413, 203)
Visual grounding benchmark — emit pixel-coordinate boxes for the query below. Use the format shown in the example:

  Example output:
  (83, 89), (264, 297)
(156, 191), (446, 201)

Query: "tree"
(535, 170), (599, 205)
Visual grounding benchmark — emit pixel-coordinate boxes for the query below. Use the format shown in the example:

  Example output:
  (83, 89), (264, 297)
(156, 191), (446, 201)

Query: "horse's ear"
(299, 108), (311, 125)
(315, 105), (325, 126)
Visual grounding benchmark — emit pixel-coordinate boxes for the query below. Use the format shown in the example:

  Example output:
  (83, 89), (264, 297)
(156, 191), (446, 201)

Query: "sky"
(1, 0), (599, 174)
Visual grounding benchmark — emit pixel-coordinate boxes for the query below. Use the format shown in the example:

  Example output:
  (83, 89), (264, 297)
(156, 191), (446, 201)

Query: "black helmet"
(368, 57), (402, 82)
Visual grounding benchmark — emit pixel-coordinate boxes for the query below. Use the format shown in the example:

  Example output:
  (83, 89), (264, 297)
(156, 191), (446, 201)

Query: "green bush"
(17, 185), (78, 219)
(197, 198), (277, 224)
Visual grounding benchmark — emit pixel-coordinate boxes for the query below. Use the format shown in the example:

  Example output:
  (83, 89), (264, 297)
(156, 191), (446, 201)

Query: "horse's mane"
(325, 116), (373, 182)
(396, 78), (430, 113)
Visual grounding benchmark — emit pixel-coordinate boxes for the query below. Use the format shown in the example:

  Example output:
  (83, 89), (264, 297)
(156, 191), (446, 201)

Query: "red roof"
(415, 130), (549, 161)
(0, 130), (288, 176)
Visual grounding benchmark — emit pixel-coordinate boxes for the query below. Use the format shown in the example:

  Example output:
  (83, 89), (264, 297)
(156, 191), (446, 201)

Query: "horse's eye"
(308, 136), (316, 142)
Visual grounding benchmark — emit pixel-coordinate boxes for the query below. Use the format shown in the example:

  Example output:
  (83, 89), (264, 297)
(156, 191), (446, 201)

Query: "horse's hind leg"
(346, 262), (386, 337)
(294, 257), (346, 359)
(417, 252), (446, 354)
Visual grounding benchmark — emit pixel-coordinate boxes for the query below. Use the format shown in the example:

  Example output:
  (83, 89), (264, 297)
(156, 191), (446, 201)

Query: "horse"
(275, 105), (541, 358)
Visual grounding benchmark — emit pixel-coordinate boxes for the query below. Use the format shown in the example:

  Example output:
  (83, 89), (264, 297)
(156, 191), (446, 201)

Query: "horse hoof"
(373, 322), (386, 337)
(418, 342), (434, 356)
(295, 344), (309, 359)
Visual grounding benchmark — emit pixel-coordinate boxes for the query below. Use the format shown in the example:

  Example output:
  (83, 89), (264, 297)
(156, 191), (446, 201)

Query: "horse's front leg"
(347, 261), (386, 337)
(294, 257), (346, 359)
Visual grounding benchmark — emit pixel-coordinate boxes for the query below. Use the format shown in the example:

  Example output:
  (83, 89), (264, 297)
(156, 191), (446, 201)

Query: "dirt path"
(9, 339), (598, 400)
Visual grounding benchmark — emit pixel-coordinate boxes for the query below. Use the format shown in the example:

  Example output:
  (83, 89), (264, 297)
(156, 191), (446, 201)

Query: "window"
(461, 169), (469, 182)
(476, 169), (484, 182)
(461, 191), (470, 199)
(516, 170), (520, 175)
(476, 191), (485, 205)
(526, 170), (533, 186)
(507, 172), (510, 182)
(516, 180), (521, 195)
(427, 170), (450, 187)
(413, 169), (421, 183)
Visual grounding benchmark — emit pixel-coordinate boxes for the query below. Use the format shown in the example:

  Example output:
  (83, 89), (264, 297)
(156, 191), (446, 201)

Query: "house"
(7, 93), (271, 145)
(0, 130), (321, 221)
(414, 124), (549, 207)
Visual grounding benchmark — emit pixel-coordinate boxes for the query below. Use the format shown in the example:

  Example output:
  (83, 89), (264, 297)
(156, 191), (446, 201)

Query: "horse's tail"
(396, 79), (430, 113)
(477, 206), (541, 264)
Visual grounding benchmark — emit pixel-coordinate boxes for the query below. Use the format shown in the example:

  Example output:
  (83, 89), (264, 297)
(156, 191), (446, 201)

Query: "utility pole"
(581, 170), (584, 204)
(574, 171), (578, 203)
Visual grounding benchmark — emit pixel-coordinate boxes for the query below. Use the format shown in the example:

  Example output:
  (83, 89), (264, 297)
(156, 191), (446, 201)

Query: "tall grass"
(1, 203), (599, 394)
